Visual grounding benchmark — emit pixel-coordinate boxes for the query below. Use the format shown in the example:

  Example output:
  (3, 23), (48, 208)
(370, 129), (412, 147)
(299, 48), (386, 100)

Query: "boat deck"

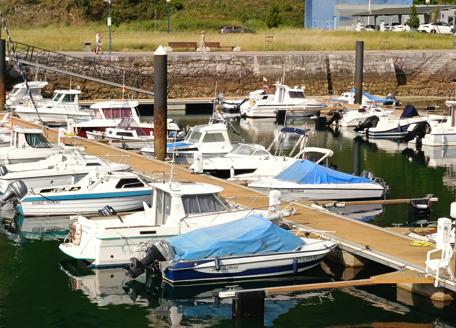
(8, 116), (456, 292)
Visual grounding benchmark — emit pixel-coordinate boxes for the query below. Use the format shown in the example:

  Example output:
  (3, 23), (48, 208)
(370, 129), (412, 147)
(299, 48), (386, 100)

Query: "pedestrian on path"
(95, 32), (103, 54)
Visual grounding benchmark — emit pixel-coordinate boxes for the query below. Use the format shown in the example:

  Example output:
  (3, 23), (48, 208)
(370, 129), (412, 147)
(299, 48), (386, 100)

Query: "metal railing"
(8, 41), (154, 95)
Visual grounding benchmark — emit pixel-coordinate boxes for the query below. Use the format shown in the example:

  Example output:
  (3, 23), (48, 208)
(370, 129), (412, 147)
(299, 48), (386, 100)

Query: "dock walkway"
(10, 117), (456, 292)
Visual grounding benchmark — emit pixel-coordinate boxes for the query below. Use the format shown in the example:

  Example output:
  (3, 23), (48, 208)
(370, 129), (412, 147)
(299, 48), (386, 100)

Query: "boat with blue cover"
(247, 160), (386, 201)
(127, 214), (336, 284)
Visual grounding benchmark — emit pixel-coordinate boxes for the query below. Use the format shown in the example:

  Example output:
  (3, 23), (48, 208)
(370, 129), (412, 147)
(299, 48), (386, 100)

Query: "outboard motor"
(404, 121), (431, 142)
(127, 240), (174, 279)
(354, 115), (379, 132)
(0, 180), (28, 207)
(0, 165), (7, 177)
(326, 110), (343, 126)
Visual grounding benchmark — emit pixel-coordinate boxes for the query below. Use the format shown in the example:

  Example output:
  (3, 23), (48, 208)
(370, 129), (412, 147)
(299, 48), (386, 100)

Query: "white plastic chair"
(425, 243), (455, 287)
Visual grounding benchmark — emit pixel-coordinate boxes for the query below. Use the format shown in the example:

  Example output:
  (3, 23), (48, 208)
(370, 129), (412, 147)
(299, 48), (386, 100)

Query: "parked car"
(354, 23), (376, 32)
(417, 22), (454, 34)
(391, 23), (411, 32)
(219, 26), (255, 34)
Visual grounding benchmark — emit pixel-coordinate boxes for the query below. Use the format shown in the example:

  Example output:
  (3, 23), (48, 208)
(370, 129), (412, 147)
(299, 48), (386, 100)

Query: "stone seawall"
(22, 51), (456, 100)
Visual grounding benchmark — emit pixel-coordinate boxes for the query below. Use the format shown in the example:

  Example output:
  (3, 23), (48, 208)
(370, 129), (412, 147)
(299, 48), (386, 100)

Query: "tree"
(407, 4), (420, 29)
(266, 5), (281, 29)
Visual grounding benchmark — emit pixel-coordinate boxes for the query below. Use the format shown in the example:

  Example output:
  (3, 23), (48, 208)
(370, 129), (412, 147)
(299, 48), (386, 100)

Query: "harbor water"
(1, 110), (456, 327)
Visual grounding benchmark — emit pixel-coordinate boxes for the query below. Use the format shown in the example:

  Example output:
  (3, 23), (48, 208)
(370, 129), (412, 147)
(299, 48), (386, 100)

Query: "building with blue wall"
(305, 0), (412, 30)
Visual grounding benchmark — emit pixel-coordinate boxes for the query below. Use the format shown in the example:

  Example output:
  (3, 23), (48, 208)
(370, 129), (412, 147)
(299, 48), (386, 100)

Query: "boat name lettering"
(31, 200), (60, 205)
(212, 265), (239, 272)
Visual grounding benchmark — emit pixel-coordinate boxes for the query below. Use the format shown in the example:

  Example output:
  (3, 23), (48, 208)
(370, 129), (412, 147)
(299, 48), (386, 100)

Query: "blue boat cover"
(166, 141), (193, 151)
(350, 88), (395, 105)
(280, 127), (309, 136)
(275, 160), (373, 184)
(168, 214), (304, 261)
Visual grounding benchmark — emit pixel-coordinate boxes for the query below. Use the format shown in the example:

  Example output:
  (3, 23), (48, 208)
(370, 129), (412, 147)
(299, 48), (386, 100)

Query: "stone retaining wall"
(19, 51), (456, 100)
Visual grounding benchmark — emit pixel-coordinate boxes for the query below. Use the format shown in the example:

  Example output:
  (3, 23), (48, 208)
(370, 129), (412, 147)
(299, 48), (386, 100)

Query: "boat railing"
(290, 226), (337, 242)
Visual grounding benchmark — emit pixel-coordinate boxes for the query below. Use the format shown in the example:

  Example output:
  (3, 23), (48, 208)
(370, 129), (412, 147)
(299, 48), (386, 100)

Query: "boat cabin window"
(116, 131), (134, 137)
(102, 108), (133, 119)
(61, 93), (76, 103)
(202, 132), (226, 143)
(24, 133), (52, 148)
(182, 193), (229, 215)
(115, 178), (145, 188)
(155, 189), (172, 224)
(289, 91), (305, 99)
(85, 163), (101, 166)
(11, 87), (21, 96)
(186, 130), (202, 143)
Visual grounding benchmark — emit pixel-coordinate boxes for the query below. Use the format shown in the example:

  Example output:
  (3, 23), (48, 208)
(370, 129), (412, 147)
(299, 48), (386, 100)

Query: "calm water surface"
(1, 109), (456, 327)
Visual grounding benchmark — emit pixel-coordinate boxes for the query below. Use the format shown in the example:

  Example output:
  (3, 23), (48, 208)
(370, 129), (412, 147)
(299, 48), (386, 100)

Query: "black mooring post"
(354, 41), (364, 105)
(0, 39), (6, 112)
(353, 137), (361, 176)
(153, 46), (168, 161)
(232, 290), (265, 322)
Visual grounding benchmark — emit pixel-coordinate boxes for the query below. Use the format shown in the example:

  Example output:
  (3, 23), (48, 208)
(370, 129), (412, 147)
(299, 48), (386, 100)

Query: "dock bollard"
(232, 290), (265, 320)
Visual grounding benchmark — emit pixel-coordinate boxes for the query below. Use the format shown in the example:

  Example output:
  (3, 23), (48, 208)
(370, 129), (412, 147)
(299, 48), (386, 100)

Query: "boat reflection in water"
(60, 260), (334, 326)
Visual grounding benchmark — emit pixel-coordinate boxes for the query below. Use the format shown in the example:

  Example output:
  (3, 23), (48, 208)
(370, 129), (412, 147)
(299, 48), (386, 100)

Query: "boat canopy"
(275, 160), (373, 184)
(280, 127), (309, 136)
(400, 104), (419, 118)
(168, 214), (304, 261)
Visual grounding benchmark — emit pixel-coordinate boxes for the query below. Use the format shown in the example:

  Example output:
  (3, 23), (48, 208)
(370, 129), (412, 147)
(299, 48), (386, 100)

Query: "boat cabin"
(90, 100), (140, 121)
(273, 83), (306, 104)
(10, 127), (53, 149)
(150, 182), (231, 226)
(6, 81), (48, 108)
(46, 89), (81, 109)
(182, 123), (232, 152)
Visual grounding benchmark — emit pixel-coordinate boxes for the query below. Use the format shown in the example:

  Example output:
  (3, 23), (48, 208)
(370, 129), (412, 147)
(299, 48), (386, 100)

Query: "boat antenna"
(0, 12), (44, 126)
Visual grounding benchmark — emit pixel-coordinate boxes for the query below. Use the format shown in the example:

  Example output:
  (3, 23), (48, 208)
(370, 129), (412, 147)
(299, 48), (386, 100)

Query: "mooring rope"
(0, 11), (44, 125)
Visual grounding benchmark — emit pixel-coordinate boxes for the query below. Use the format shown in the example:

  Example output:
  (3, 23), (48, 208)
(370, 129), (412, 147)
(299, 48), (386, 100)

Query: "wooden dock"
(8, 116), (456, 294)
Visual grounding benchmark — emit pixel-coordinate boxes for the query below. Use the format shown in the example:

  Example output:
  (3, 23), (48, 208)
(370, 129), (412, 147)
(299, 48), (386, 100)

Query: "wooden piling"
(0, 39), (6, 111)
(354, 41), (364, 105)
(153, 45), (168, 161)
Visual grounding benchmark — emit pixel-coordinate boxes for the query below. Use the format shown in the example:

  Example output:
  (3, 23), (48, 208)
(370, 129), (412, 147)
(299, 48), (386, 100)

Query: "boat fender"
(0, 165), (7, 176)
(292, 258), (298, 273)
(215, 257), (221, 271)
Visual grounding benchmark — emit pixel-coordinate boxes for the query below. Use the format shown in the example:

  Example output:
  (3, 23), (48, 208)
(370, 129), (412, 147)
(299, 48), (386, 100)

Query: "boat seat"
(425, 243), (455, 287)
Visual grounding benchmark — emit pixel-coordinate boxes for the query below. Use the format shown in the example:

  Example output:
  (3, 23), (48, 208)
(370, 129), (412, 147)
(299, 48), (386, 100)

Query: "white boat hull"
(249, 182), (384, 201)
(21, 191), (152, 216)
(15, 109), (92, 124)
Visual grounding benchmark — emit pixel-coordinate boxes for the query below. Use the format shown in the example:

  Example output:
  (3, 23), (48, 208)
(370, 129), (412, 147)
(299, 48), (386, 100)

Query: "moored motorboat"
(140, 122), (234, 164)
(14, 89), (93, 124)
(240, 83), (324, 118)
(248, 159), (386, 201)
(6, 80), (48, 109)
(16, 171), (152, 216)
(0, 150), (130, 191)
(127, 214), (336, 284)
(58, 180), (280, 268)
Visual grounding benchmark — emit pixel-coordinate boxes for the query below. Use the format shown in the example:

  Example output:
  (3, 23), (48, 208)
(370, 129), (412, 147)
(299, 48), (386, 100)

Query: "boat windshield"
(289, 91), (305, 98)
(182, 193), (229, 215)
(24, 133), (52, 148)
(231, 144), (269, 156)
(10, 87), (21, 96)
(185, 130), (202, 143)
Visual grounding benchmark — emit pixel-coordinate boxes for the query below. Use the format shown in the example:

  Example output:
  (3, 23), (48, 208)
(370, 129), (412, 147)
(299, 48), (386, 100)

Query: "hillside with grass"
(0, 0), (304, 31)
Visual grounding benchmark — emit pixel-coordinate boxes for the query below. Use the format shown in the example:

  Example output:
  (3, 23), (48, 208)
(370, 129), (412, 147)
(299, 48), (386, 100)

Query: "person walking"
(95, 32), (103, 54)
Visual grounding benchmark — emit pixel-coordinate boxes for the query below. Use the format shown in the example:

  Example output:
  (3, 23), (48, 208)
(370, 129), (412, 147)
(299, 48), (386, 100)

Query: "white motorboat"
(14, 89), (93, 124)
(127, 215), (335, 284)
(0, 127), (80, 165)
(228, 146), (334, 185)
(248, 159), (386, 201)
(75, 99), (180, 138)
(17, 171), (152, 216)
(329, 106), (394, 127)
(6, 80), (48, 109)
(140, 122), (234, 164)
(355, 105), (445, 139)
(331, 89), (399, 107)
(190, 127), (316, 178)
(0, 150), (130, 191)
(240, 83), (324, 118)
(411, 101), (456, 146)
(59, 181), (280, 268)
